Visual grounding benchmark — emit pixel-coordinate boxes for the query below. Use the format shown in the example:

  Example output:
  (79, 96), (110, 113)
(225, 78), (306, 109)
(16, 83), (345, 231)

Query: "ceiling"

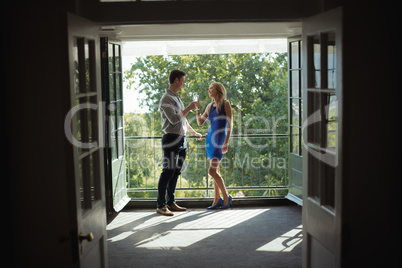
(100, 21), (302, 42)
(102, 21), (302, 58)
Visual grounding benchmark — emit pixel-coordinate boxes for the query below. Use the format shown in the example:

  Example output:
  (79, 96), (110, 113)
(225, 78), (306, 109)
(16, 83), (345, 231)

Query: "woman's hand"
(222, 142), (229, 154)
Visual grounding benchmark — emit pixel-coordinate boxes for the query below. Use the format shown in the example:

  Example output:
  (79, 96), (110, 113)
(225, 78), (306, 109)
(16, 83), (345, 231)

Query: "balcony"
(125, 134), (289, 200)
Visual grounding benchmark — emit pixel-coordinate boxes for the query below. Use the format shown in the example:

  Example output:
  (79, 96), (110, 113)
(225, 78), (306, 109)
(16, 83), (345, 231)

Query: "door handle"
(79, 232), (94, 242)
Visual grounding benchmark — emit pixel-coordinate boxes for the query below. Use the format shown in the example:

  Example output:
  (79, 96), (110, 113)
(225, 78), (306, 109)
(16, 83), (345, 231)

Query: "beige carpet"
(107, 205), (302, 268)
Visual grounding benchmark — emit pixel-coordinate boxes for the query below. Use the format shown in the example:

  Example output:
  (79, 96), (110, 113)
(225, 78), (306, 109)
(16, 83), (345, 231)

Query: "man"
(156, 69), (202, 216)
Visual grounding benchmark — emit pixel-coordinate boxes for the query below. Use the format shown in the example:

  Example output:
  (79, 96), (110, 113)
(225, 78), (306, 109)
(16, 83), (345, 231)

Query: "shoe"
(220, 195), (233, 209)
(156, 205), (174, 216)
(207, 197), (223, 210)
(168, 203), (186, 212)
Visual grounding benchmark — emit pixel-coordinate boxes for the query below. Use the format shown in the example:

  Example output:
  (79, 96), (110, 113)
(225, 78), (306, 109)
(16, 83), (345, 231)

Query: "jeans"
(157, 134), (187, 208)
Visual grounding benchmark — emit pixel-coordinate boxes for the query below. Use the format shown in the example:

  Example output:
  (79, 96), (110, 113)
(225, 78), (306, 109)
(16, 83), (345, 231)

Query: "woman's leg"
(209, 159), (230, 205)
(209, 160), (221, 206)
(211, 180), (221, 206)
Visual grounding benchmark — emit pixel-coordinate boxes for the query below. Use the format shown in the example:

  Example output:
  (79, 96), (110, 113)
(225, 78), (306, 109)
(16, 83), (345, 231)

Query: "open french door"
(286, 35), (303, 206)
(302, 7), (343, 268)
(101, 37), (130, 214)
(67, 13), (107, 267)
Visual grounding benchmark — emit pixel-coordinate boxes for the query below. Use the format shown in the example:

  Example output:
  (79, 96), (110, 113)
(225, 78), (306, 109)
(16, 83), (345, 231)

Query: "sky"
(122, 56), (147, 113)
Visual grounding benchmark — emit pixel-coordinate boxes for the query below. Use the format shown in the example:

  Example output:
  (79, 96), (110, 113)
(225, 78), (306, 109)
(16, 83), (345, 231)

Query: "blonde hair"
(208, 82), (227, 115)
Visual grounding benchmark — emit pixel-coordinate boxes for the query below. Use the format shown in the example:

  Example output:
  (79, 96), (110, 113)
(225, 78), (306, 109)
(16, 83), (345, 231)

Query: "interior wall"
(342, 1), (401, 267)
(78, 0), (305, 24)
(7, 1), (78, 267)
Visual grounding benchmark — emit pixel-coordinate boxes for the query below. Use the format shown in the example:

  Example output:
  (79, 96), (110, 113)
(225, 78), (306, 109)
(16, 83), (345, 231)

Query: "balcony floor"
(107, 205), (302, 268)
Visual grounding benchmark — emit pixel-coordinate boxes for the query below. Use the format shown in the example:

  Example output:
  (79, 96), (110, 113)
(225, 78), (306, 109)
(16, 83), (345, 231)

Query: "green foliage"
(124, 53), (289, 198)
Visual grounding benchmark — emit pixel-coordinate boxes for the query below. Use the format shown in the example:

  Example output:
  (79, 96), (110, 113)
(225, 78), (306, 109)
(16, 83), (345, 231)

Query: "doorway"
(100, 22), (303, 211)
(98, 11), (343, 267)
(101, 21), (301, 267)
(66, 7), (339, 264)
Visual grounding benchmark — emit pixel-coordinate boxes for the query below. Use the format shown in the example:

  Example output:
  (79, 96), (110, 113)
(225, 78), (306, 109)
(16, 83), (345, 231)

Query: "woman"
(196, 82), (233, 209)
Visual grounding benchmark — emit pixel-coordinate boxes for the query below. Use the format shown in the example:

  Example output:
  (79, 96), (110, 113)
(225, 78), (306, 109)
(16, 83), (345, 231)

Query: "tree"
(124, 53), (289, 198)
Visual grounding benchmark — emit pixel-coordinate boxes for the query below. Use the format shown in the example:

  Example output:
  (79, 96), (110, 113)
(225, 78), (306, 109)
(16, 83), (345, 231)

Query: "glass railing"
(125, 134), (289, 199)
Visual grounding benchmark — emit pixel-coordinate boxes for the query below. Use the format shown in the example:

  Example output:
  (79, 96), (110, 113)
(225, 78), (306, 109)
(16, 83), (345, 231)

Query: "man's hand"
(194, 132), (203, 140)
(182, 100), (198, 118)
(188, 100), (198, 111)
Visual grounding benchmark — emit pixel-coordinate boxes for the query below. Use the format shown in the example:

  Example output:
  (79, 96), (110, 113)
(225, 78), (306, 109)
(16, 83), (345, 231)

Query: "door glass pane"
(111, 131), (117, 160)
(117, 102), (123, 128)
(109, 73), (115, 101)
(116, 74), (121, 100)
(108, 43), (114, 72)
(117, 129), (124, 157)
(291, 41), (299, 69)
(109, 43), (115, 102)
(307, 92), (321, 144)
(78, 159), (84, 210)
(73, 39), (80, 94)
(82, 95), (98, 147)
(110, 102), (116, 131)
(115, 45), (121, 72)
(324, 162), (335, 209)
(77, 38), (86, 93)
(312, 35), (321, 88)
(84, 40), (90, 92)
(326, 94), (337, 150)
(89, 153), (95, 204)
(79, 97), (89, 145)
(87, 40), (96, 93)
(86, 98), (93, 144)
(88, 151), (101, 205)
(291, 70), (300, 97)
(73, 98), (82, 150)
(327, 32), (336, 89)
(115, 44), (120, 57)
(291, 98), (300, 125)
(300, 41), (303, 69)
(327, 121), (336, 149)
(308, 150), (321, 199)
(93, 150), (101, 201)
(291, 126), (300, 155)
(116, 101), (123, 128)
(82, 155), (91, 211)
(90, 95), (98, 142)
(80, 151), (100, 210)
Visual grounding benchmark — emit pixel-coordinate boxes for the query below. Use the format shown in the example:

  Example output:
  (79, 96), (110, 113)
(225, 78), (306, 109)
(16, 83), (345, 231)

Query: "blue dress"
(206, 105), (227, 161)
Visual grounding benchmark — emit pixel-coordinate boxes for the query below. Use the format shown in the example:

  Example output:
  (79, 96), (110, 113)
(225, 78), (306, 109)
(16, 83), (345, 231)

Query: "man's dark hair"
(169, 69), (186, 84)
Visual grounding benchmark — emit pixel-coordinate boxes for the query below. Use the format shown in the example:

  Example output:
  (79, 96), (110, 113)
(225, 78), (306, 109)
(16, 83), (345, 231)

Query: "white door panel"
(302, 7), (343, 268)
(67, 13), (108, 267)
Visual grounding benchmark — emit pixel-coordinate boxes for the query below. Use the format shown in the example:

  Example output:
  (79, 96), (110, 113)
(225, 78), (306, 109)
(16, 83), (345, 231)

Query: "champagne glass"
(192, 93), (199, 110)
